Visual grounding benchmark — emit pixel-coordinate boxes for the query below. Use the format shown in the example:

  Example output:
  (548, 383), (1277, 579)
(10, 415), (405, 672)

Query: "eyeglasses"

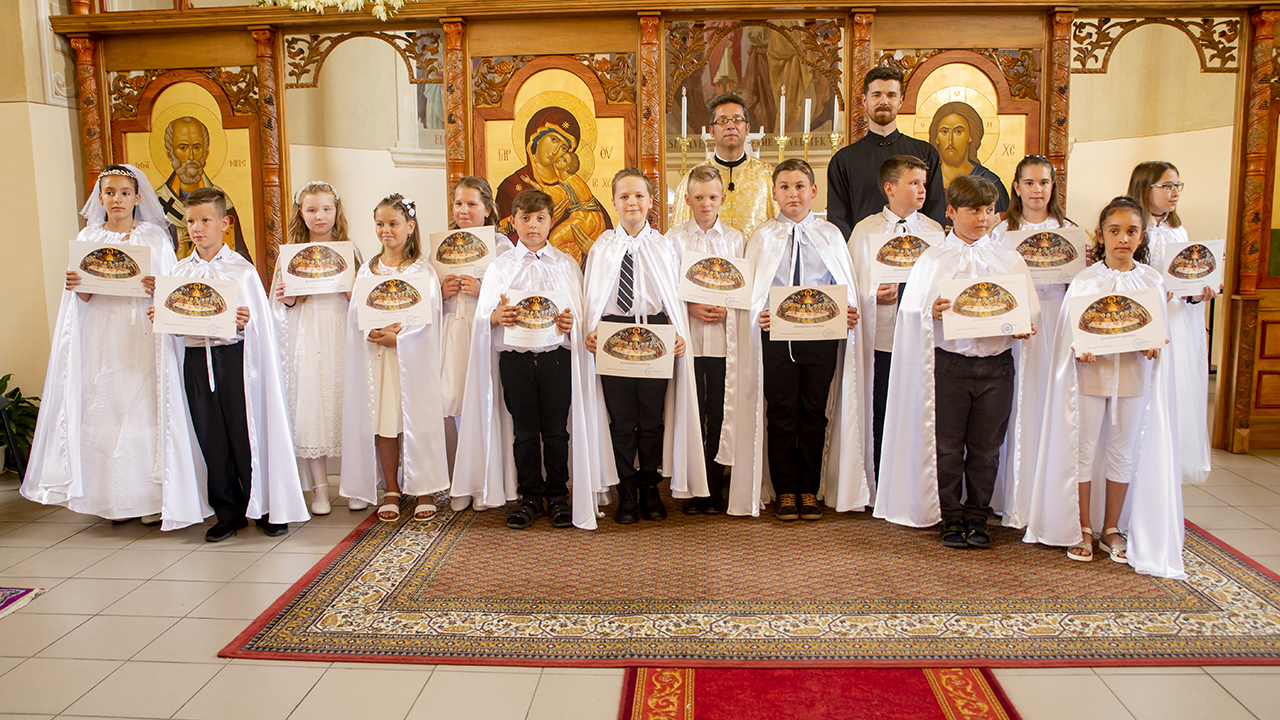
(1150, 182), (1185, 193)
(710, 116), (748, 127)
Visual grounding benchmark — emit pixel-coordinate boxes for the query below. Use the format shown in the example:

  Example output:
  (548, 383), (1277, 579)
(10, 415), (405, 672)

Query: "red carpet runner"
(620, 667), (1021, 720)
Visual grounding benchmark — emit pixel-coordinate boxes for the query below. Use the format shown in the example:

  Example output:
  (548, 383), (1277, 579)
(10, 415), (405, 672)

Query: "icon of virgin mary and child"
(496, 106), (612, 265)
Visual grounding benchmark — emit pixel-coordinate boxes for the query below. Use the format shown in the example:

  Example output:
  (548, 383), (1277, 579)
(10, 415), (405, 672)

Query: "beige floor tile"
(526, 671), (623, 720)
(0, 657), (22, 676)
(1241, 504), (1280, 529)
(993, 673), (1135, 720)
(0, 522), (94, 547)
(56, 521), (159, 549)
(189, 582), (291, 620)
(539, 667), (627, 677)
(1203, 528), (1280, 558)
(406, 670), (540, 720)
(65, 661), (223, 718)
(1201, 485), (1280, 507)
(0, 658), (121, 714)
(133, 617), (245, 664)
(1100, 673), (1255, 720)
(102, 580), (224, 617)
(1211, 453), (1278, 471)
(233, 552), (327, 584)
(3, 547), (115, 577)
(297, 509), (370, 529)
(287, 666), (430, 720)
(423, 664), (543, 674)
(1204, 665), (1280, 674)
(19, 578), (140, 615)
(0, 503), (60, 524)
(193, 526), (291, 553)
(36, 614), (176, 660)
(0, 547), (47, 572)
(0, 577), (57, 595)
(0, 613), (89, 657)
(984, 667), (1096, 676)
(155, 551), (262, 582)
(174, 663), (325, 720)
(30, 507), (103, 524)
(77, 549), (191, 580)
(1202, 468), (1257, 486)
(272, 527), (354, 554)
(1091, 666), (1206, 675)
(0, 714), (53, 720)
(1180, 486), (1226, 508)
(126, 524), (210, 551)
(1183, 505), (1270, 530)
(0, 522), (24, 537)
(1212, 673), (1280, 720)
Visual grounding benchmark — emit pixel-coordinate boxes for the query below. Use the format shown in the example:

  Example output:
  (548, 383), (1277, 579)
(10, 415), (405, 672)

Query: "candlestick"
(803, 98), (811, 135)
(778, 85), (786, 138)
(828, 130), (844, 152)
(776, 134), (788, 163)
(833, 104), (842, 136)
(802, 133), (811, 162)
(676, 135), (692, 174)
(681, 87), (688, 139)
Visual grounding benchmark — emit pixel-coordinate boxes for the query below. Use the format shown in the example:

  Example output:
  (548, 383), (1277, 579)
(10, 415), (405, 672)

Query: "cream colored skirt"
(372, 345), (403, 438)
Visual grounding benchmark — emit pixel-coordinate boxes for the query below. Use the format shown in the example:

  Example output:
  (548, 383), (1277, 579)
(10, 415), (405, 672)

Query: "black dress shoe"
(255, 518), (289, 537)
(681, 497), (705, 515)
(641, 486), (667, 521)
(206, 517), (248, 543)
(940, 522), (968, 548)
(614, 485), (639, 524)
(965, 519), (991, 549)
(703, 492), (726, 515)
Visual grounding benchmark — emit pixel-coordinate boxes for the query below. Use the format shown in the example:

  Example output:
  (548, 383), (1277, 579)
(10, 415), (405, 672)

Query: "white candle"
(803, 98), (811, 135)
(779, 85), (786, 134)
(681, 87), (688, 139)
(833, 104), (842, 133)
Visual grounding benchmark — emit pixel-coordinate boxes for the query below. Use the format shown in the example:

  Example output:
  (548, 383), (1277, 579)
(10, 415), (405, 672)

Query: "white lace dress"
(280, 291), (348, 464)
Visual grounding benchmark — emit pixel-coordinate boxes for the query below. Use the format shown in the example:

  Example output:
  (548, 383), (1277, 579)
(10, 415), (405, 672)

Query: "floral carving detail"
(108, 70), (162, 121)
(471, 54), (636, 108)
(573, 53), (636, 105)
(876, 49), (1041, 101)
(471, 56), (535, 107)
(1071, 17), (1241, 74)
(108, 67), (259, 121)
(284, 30), (443, 89)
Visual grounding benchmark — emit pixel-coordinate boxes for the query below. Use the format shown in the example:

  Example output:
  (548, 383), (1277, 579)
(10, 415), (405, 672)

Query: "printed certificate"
(429, 226), (496, 279)
(277, 241), (356, 295)
(1161, 238), (1224, 297)
(767, 285), (849, 341)
(152, 275), (240, 338)
(69, 240), (151, 297)
(503, 289), (570, 349)
(939, 273), (1033, 340)
(594, 321), (677, 379)
(1067, 287), (1168, 356)
(354, 272), (435, 331)
(678, 250), (755, 308)
(1003, 227), (1089, 285)
(868, 231), (944, 284)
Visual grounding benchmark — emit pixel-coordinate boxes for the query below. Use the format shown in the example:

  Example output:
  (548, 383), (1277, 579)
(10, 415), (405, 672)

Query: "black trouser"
(599, 313), (669, 489)
(933, 348), (1015, 525)
(762, 333), (839, 496)
(184, 343), (252, 524)
(694, 356), (727, 496)
(498, 347), (572, 501)
(872, 350), (892, 476)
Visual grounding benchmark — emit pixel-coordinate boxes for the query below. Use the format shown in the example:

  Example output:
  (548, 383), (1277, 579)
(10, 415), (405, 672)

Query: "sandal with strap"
(1099, 526), (1128, 564)
(413, 498), (437, 521)
(547, 499), (573, 529)
(376, 492), (402, 523)
(506, 498), (543, 530)
(1067, 526), (1094, 562)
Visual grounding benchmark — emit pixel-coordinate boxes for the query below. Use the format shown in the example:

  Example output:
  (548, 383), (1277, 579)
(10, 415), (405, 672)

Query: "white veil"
(79, 164), (168, 229)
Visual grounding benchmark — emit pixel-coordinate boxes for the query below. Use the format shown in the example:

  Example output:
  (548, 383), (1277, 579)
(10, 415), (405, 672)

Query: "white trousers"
(1077, 394), (1143, 484)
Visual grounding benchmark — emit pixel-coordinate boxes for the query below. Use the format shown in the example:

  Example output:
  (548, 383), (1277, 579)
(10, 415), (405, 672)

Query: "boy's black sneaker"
(256, 518), (289, 537)
(965, 520), (991, 549)
(206, 517), (248, 543)
(940, 522), (968, 548)
(774, 493), (800, 521)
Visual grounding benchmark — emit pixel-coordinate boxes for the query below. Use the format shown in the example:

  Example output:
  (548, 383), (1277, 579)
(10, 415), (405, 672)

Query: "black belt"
(601, 312), (669, 325)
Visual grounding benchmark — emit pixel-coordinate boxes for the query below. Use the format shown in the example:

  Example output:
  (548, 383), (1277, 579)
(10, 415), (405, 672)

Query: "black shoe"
(255, 518), (289, 537)
(111, 518), (134, 526)
(507, 498), (544, 530)
(965, 519), (991, 548)
(798, 493), (823, 521)
(641, 486), (667, 521)
(703, 486), (726, 515)
(206, 517), (248, 543)
(681, 497), (705, 515)
(940, 522), (968, 548)
(547, 498), (573, 529)
(774, 493), (799, 521)
(614, 485), (639, 524)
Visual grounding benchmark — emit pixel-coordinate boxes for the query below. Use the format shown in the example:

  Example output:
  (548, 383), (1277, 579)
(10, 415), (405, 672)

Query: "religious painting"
(119, 79), (259, 262)
(474, 57), (634, 265)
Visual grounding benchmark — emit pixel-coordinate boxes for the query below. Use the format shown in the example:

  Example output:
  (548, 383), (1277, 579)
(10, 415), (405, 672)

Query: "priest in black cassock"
(827, 67), (947, 236)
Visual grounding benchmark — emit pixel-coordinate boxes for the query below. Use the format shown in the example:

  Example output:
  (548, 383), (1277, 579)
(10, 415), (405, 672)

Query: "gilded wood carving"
(70, 36), (105, 192)
(472, 54), (636, 109)
(253, 28), (283, 284)
(877, 49), (1040, 101)
(283, 30), (442, 89)
(1071, 17), (1241, 74)
(110, 67), (259, 121)
(849, 13), (873, 143)
(1047, 11), (1074, 197)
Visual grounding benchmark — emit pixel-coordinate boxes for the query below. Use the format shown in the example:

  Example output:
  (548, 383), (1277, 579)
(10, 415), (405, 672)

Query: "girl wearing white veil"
(22, 164), (207, 529)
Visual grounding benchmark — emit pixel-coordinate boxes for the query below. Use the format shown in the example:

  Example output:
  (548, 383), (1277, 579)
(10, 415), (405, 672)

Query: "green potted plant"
(0, 374), (39, 473)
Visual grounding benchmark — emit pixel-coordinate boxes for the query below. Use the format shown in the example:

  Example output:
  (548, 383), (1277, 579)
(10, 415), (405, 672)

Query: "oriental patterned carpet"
(222, 493), (1280, 666)
(0, 587), (41, 619)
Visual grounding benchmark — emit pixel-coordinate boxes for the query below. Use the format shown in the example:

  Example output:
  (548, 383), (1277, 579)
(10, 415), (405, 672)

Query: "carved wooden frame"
(283, 30), (443, 89)
(1071, 16), (1242, 74)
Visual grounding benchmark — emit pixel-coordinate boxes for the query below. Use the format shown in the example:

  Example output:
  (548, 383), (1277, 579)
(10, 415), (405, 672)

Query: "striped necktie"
(618, 250), (635, 315)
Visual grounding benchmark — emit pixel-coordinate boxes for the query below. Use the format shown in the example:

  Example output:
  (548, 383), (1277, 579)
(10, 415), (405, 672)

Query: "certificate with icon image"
(429, 226), (496, 279)
(277, 241), (356, 296)
(1160, 239), (1224, 296)
(69, 240), (151, 297)
(152, 275), (240, 338)
(503, 289), (570, 349)
(767, 285), (849, 341)
(1003, 227), (1088, 285)
(1067, 287), (1167, 356)
(678, 250), (755, 308)
(939, 274), (1032, 340)
(868, 231), (943, 283)
(594, 321), (677, 379)
(354, 272), (435, 331)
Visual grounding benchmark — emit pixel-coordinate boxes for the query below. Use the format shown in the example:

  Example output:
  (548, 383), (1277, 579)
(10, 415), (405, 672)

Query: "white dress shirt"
(934, 232), (1018, 358)
(605, 225), (668, 318)
(853, 207), (943, 352)
(770, 212), (835, 288)
(667, 218), (745, 358)
(493, 241), (571, 353)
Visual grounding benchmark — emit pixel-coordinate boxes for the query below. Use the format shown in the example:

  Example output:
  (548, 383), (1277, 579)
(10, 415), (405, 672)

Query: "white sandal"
(413, 498), (437, 521)
(1099, 526), (1128, 564)
(1067, 526), (1094, 562)
(377, 492), (402, 523)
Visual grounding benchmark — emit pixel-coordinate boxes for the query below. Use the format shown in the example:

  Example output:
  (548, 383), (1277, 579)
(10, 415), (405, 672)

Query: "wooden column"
(1046, 10), (1074, 196)
(69, 35), (105, 196)
(848, 12), (873, 143)
(252, 27), (284, 287)
(639, 13), (661, 229)
(443, 18), (467, 203)
(1239, 10), (1280, 296)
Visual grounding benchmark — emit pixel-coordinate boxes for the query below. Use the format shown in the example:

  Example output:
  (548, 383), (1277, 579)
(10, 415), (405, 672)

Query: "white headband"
(294, 181), (340, 205)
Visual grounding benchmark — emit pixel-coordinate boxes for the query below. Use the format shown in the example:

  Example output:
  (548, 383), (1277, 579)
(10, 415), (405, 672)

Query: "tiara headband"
(98, 167), (137, 180)
(294, 181), (340, 205)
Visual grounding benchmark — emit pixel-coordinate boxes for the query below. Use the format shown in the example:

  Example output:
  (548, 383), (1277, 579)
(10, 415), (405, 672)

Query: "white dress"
(279, 291), (347, 460)
(440, 233), (512, 417)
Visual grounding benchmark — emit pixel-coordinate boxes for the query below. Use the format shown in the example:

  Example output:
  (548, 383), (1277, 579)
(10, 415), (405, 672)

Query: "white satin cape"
(339, 257), (449, 505)
(874, 236), (1043, 528)
(450, 244), (605, 528)
(1023, 262), (1185, 579)
(582, 227), (708, 500)
(727, 217), (870, 516)
(22, 221), (209, 530)
(172, 245), (310, 525)
(441, 233), (513, 417)
(665, 220), (751, 466)
(1145, 223), (1212, 484)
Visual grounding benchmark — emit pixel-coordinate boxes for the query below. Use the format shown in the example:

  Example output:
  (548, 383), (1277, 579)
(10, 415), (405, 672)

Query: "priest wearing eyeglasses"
(827, 67), (947, 237)
(670, 92), (777, 240)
